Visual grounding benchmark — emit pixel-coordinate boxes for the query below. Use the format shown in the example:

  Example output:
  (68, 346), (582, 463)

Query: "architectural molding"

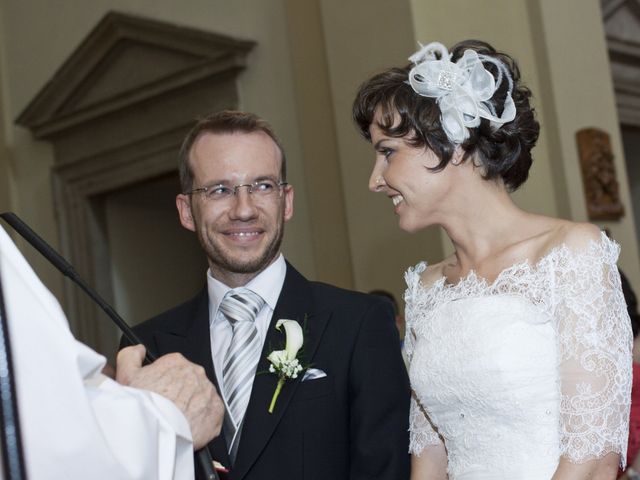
(17, 11), (254, 138)
(603, 0), (640, 126)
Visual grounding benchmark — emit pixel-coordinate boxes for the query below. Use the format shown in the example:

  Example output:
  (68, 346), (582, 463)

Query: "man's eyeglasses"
(186, 179), (288, 201)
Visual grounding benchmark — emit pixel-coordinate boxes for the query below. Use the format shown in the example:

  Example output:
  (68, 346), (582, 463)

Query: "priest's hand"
(116, 344), (224, 449)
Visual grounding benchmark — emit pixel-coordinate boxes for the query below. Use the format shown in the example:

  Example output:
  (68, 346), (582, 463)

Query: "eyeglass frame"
(185, 178), (289, 201)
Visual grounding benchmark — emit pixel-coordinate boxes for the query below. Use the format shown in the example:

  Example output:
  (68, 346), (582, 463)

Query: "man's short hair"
(178, 110), (287, 193)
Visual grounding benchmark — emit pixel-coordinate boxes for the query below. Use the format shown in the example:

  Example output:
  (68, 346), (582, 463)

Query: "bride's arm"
(411, 444), (448, 480)
(403, 284), (449, 480)
(551, 453), (619, 479)
(552, 225), (632, 478)
(408, 391), (448, 479)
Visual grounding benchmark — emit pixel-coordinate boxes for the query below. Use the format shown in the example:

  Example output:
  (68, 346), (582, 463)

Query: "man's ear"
(283, 185), (294, 222)
(176, 194), (196, 232)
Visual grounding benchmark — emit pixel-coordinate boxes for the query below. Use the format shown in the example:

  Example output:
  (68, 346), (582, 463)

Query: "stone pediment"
(16, 12), (254, 138)
(602, 0), (640, 51)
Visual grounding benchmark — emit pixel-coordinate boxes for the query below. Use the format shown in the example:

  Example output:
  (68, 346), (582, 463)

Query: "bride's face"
(367, 111), (457, 233)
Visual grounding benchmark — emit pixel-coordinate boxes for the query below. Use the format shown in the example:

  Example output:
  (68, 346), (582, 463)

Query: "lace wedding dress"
(405, 234), (632, 479)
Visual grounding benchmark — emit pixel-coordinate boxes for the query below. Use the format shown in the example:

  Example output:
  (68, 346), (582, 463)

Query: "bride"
(353, 40), (632, 479)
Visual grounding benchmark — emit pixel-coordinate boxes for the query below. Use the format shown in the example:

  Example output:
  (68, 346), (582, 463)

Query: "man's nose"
(228, 188), (259, 220)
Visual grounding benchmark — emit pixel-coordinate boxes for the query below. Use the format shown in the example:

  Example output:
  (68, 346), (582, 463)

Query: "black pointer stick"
(0, 212), (151, 361)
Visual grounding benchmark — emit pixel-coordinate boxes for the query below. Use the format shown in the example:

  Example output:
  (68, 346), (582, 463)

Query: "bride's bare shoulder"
(419, 255), (454, 288)
(538, 219), (603, 257)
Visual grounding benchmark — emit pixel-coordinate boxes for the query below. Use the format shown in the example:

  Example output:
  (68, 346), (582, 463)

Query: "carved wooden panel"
(576, 127), (625, 220)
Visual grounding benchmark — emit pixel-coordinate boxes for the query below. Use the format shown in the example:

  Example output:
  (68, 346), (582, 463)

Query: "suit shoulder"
(310, 281), (372, 302)
(133, 290), (206, 334)
(310, 281), (393, 314)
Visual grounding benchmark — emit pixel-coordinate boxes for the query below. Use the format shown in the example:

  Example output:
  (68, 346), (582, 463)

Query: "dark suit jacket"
(123, 262), (410, 480)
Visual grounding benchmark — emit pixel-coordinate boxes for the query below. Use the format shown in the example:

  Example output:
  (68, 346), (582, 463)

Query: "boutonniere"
(267, 319), (305, 413)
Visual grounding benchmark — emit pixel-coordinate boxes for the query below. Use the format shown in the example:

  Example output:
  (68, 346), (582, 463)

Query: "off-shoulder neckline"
(412, 231), (617, 295)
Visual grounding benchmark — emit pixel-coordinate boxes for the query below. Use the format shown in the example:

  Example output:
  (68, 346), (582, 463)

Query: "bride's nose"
(368, 169), (386, 192)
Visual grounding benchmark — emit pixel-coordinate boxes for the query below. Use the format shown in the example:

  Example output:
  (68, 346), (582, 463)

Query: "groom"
(123, 111), (410, 480)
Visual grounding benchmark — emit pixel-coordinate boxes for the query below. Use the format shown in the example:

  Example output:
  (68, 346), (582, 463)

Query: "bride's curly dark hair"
(352, 39), (540, 192)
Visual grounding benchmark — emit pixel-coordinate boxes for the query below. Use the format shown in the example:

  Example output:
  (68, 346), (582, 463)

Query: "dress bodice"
(405, 234), (632, 479)
(410, 295), (560, 478)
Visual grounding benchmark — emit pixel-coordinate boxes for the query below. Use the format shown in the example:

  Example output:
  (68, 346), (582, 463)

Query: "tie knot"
(220, 288), (264, 327)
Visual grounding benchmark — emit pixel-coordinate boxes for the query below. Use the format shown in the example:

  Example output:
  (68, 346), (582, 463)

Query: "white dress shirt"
(0, 226), (194, 480)
(207, 254), (286, 404)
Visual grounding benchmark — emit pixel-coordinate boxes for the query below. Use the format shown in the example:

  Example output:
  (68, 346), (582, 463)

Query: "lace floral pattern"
(405, 233), (632, 470)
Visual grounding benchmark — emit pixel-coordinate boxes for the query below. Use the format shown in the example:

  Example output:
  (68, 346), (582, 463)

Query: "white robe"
(0, 226), (195, 480)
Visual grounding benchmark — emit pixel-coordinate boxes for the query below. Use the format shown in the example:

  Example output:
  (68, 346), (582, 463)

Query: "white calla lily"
(275, 319), (303, 360)
(267, 319), (306, 413)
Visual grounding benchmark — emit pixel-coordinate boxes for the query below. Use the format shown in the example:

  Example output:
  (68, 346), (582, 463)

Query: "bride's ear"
(451, 147), (464, 166)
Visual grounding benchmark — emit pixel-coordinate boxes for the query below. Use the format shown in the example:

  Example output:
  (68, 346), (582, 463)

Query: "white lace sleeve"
(404, 263), (444, 455)
(408, 390), (443, 455)
(552, 234), (632, 465)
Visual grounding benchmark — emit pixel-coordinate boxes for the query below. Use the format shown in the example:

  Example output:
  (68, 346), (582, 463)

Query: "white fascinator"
(408, 42), (516, 144)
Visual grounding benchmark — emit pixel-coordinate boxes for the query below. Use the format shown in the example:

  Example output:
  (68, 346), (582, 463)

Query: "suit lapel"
(231, 263), (331, 480)
(153, 289), (232, 469)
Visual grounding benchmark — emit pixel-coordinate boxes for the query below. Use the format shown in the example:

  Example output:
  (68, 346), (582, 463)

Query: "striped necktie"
(220, 288), (265, 446)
